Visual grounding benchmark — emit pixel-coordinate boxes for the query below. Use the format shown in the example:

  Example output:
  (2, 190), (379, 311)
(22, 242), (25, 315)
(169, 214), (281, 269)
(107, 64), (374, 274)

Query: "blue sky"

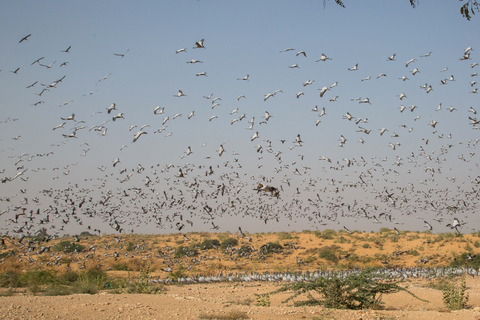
(0, 1), (479, 236)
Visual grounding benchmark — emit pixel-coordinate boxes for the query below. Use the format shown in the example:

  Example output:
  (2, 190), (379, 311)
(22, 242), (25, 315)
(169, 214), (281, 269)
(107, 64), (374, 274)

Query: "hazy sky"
(0, 1), (479, 237)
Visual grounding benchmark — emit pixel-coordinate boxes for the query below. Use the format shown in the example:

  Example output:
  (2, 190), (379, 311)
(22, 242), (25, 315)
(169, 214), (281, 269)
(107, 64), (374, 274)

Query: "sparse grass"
(198, 310), (249, 320)
(278, 232), (297, 240)
(255, 293), (271, 307)
(225, 297), (253, 306)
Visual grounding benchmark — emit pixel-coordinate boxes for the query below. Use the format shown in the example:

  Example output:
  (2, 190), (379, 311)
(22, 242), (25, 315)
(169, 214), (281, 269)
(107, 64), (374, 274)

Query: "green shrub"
(174, 246), (199, 258)
(0, 271), (24, 288)
(220, 238), (238, 250)
(200, 238), (220, 250)
(237, 245), (253, 257)
(334, 236), (349, 244)
(255, 294), (271, 307)
(61, 271), (79, 284)
(259, 242), (283, 255)
(126, 241), (135, 251)
(43, 284), (73, 296)
(362, 243), (370, 249)
(53, 241), (85, 253)
(320, 229), (336, 240)
(111, 263), (129, 271)
(273, 268), (428, 309)
(318, 246), (340, 263)
(442, 276), (469, 310)
(278, 232), (297, 240)
(77, 266), (108, 290)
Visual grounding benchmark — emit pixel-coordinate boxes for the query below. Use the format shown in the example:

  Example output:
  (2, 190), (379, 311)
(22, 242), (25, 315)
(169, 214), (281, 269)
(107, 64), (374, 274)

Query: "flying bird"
(133, 131), (147, 142)
(193, 39), (205, 49)
(19, 34), (31, 43)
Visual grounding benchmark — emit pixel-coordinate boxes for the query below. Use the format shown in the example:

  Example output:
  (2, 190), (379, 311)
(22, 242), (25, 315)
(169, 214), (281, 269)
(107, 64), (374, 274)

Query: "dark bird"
(114, 49), (129, 57)
(19, 34), (31, 43)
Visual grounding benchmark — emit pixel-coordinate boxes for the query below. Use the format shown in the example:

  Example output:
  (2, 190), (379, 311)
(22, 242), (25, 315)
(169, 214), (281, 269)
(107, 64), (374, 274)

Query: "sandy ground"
(1, 231), (480, 319)
(1, 277), (480, 320)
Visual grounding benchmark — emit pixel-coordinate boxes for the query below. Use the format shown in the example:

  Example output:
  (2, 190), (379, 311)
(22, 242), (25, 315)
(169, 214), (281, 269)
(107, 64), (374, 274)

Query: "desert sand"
(1, 230), (479, 319)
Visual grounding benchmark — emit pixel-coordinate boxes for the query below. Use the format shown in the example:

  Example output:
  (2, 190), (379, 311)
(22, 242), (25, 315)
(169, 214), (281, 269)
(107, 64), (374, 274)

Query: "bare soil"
(1, 277), (480, 320)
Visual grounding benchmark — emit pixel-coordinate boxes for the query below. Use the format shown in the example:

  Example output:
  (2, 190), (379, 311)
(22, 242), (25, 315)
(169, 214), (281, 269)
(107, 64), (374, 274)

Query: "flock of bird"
(0, 33), (479, 249)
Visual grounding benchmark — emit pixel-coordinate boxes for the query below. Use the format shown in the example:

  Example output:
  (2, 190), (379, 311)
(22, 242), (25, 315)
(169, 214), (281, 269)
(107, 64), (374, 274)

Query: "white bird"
(359, 97), (371, 104)
(295, 134), (303, 146)
(176, 48), (187, 54)
(398, 93), (407, 100)
(288, 64), (299, 69)
(133, 131), (147, 142)
(296, 51), (306, 57)
(186, 146), (192, 156)
(319, 107), (326, 117)
(218, 144), (225, 156)
(107, 103), (117, 114)
(399, 75), (409, 81)
(251, 131), (259, 141)
(264, 93), (274, 101)
(196, 72), (207, 77)
(174, 90), (186, 97)
(264, 111), (272, 121)
(188, 111), (195, 119)
(154, 106), (164, 114)
(162, 116), (169, 125)
(387, 54), (396, 61)
(411, 68), (420, 75)
(237, 74), (249, 81)
(303, 79), (315, 86)
(405, 58), (416, 67)
(186, 59), (202, 63)
(348, 63), (358, 71)
(329, 96), (338, 102)
(52, 122), (66, 130)
(112, 113), (124, 121)
(296, 92), (304, 98)
(193, 39), (205, 49)
(316, 53), (332, 62)
(319, 87), (329, 97)
(209, 115), (218, 121)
